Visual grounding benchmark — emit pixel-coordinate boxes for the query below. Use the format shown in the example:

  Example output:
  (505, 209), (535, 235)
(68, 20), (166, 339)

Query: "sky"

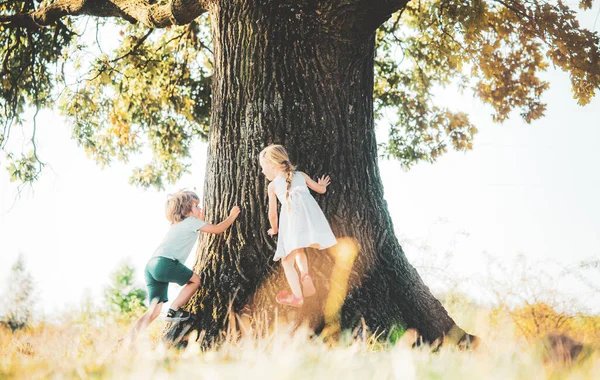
(1, 6), (600, 318)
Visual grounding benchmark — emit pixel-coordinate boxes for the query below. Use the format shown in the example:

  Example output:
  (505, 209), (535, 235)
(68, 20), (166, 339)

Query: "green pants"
(144, 256), (194, 304)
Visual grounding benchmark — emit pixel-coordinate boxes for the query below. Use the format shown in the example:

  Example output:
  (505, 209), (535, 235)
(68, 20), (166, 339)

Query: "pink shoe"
(301, 274), (316, 297)
(276, 291), (304, 308)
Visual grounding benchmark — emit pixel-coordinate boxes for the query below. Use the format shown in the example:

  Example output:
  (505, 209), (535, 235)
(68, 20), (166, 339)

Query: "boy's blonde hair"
(165, 190), (200, 224)
(260, 144), (296, 206)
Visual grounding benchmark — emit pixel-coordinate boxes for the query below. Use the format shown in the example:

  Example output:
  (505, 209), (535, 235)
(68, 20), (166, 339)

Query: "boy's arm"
(199, 206), (240, 234)
(267, 183), (279, 235)
(301, 172), (330, 194)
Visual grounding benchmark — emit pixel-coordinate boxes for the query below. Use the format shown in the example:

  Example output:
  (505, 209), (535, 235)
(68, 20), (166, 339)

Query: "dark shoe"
(165, 308), (196, 322)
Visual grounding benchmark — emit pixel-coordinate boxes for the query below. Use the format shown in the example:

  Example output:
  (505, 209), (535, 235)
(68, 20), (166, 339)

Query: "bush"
(103, 260), (147, 319)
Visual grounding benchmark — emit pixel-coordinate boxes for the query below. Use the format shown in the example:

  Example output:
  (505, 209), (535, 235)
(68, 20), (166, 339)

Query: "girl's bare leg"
(295, 249), (309, 276)
(295, 249), (316, 296)
(281, 251), (303, 298)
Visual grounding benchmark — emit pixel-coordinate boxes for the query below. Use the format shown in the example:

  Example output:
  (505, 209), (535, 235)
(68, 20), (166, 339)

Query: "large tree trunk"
(165, 1), (474, 347)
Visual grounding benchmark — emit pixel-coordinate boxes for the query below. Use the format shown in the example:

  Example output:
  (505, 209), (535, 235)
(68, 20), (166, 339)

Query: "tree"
(104, 260), (147, 317)
(1, 0), (599, 345)
(1, 253), (36, 331)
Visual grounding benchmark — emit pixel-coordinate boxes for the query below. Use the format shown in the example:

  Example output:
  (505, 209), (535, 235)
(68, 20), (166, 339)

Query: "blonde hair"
(165, 190), (200, 224)
(260, 144), (296, 206)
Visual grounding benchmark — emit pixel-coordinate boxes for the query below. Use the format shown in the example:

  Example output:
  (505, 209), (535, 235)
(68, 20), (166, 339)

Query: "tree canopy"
(1, 0), (599, 189)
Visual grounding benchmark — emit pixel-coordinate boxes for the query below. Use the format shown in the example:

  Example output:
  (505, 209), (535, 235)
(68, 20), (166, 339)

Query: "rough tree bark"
(3, 0), (476, 346)
(166, 0), (475, 347)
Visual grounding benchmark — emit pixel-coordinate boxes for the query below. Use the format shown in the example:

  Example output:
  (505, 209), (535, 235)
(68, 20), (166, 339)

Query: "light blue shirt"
(152, 217), (206, 262)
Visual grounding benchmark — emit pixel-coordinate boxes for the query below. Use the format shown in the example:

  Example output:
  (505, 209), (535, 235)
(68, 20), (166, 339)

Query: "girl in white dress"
(259, 144), (337, 307)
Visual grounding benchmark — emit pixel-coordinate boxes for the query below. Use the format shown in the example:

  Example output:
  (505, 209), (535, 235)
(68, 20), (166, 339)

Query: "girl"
(126, 190), (240, 343)
(259, 144), (337, 307)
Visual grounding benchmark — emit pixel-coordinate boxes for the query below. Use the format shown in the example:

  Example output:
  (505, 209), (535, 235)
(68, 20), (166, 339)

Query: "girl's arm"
(301, 172), (331, 194)
(200, 206), (241, 234)
(267, 182), (279, 236)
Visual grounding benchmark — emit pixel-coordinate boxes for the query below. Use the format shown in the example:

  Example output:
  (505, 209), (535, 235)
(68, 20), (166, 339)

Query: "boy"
(127, 190), (240, 341)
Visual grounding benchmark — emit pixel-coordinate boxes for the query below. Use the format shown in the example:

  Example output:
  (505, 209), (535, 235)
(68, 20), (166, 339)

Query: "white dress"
(272, 172), (337, 261)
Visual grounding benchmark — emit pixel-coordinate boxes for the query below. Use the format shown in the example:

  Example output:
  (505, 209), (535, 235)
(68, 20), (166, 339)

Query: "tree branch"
(110, 29), (154, 63)
(114, 0), (209, 28)
(0, 0), (209, 30)
(361, 0), (410, 19)
(327, 0), (410, 35)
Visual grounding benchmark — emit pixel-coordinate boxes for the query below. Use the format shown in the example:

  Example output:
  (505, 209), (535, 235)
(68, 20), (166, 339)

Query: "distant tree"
(103, 260), (146, 316)
(1, 253), (36, 331)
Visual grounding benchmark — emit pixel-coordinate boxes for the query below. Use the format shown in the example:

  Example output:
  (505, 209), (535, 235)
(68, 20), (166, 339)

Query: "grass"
(1, 301), (599, 380)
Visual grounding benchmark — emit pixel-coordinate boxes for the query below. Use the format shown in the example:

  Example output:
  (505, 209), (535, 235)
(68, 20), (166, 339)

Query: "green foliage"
(1, 1), (76, 182)
(59, 19), (212, 189)
(387, 324), (407, 344)
(375, 0), (600, 168)
(1, 1), (599, 183)
(2, 5), (212, 188)
(103, 261), (146, 317)
(5, 150), (41, 182)
(1, 253), (36, 332)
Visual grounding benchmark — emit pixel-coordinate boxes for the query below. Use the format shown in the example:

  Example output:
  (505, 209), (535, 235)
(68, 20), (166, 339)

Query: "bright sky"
(1, 6), (600, 317)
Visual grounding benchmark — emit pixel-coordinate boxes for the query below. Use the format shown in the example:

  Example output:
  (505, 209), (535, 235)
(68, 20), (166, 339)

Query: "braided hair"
(260, 145), (296, 208)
